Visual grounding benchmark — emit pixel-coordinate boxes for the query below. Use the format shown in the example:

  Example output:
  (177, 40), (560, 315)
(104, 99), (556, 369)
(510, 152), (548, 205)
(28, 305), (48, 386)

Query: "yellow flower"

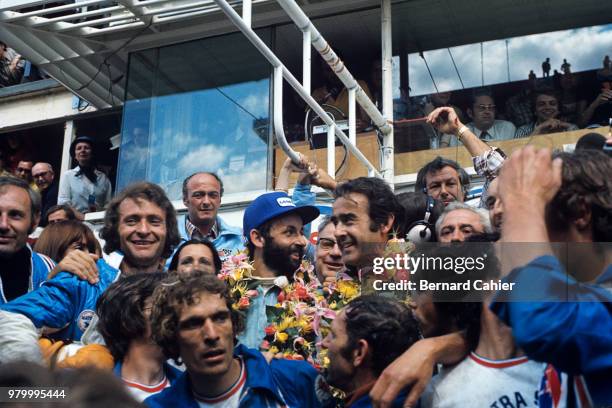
(276, 332), (289, 343)
(277, 317), (294, 332)
(269, 346), (279, 354)
(337, 280), (359, 299)
(297, 316), (313, 333)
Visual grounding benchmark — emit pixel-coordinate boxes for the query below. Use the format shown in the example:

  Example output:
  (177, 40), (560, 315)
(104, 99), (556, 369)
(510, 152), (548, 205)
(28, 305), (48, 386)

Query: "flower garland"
(218, 250), (360, 368)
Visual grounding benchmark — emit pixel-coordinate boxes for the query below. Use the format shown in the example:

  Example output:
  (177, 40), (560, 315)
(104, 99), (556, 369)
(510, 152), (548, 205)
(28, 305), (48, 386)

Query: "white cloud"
(177, 144), (228, 175)
(240, 93), (269, 118)
(405, 24), (612, 96)
(218, 157), (268, 194)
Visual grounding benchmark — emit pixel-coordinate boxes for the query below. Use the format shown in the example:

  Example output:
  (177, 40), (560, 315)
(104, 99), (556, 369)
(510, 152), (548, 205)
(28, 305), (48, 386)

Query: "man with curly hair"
(145, 273), (320, 408)
(0, 182), (180, 341)
(97, 273), (181, 402)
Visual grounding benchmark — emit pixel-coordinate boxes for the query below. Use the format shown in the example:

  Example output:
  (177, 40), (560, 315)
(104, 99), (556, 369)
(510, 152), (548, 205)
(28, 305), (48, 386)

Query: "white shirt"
(195, 358), (246, 408)
(421, 352), (568, 408)
(58, 166), (112, 212)
(441, 120), (516, 147)
(123, 375), (171, 402)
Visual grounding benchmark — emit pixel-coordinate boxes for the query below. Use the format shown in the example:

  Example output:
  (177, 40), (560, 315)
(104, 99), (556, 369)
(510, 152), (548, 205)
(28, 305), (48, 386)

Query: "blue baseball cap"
(243, 191), (320, 243)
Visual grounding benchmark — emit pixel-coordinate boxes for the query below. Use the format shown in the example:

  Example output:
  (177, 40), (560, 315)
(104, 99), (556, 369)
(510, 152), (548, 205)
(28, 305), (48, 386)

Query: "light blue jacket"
(0, 245), (55, 304)
(176, 214), (244, 261)
(238, 284), (281, 349)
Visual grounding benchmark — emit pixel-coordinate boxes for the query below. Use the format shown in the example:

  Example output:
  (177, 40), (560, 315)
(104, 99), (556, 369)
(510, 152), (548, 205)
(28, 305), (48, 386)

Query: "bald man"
(32, 163), (58, 226)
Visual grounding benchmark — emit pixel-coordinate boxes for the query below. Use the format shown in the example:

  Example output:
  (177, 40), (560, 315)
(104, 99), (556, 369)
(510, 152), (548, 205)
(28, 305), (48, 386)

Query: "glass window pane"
(118, 30), (271, 200)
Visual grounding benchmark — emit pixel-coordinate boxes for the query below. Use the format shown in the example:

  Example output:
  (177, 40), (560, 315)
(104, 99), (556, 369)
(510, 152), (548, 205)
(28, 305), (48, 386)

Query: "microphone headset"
(405, 195), (435, 243)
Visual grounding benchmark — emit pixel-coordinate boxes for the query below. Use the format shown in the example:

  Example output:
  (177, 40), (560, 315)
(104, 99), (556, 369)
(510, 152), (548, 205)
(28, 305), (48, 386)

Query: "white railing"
(212, 0), (394, 180)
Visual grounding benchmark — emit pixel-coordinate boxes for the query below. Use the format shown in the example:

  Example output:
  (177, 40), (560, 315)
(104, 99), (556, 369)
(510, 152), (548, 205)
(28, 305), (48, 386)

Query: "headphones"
(405, 195), (435, 243)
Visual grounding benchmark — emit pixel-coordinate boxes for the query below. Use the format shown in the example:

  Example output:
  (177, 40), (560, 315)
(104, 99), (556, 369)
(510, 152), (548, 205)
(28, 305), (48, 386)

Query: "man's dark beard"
(262, 238), (304, 279)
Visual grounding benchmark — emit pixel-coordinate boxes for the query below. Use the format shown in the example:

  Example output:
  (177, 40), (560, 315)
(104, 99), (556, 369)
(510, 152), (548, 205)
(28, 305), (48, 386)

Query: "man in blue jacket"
(490, 147), (612, 406)
(177, 172), (244, 261)
(0, 176), (54, 304)
(146, 273), (321, 408)
(0, 182), (180, 340)
(322, 295), (420, 408)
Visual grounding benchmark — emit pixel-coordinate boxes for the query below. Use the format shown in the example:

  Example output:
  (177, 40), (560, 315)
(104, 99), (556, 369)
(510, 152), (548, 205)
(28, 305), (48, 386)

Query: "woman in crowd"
(57, 135), (112, 215)
(167, 238), (221, 276)
(34, 220), (102, 281)
(34, 220), (101, 263)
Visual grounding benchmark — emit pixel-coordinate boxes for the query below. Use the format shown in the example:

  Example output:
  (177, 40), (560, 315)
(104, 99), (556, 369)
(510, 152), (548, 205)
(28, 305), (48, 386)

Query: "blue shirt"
(238, 284), (281, 349)
(58, 166), (112, 212)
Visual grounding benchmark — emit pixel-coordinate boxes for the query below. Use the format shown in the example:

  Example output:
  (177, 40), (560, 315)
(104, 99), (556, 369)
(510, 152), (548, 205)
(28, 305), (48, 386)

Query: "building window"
(118, 30), (271, 200)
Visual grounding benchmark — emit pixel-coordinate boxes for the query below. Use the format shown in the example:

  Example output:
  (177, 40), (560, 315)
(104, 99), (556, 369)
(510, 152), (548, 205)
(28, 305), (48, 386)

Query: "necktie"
(480, 131), (492, 140)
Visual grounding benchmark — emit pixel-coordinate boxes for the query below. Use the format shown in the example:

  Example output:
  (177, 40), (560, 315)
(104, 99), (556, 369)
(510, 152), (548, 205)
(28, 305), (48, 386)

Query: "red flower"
(277, 292), (286, 303)
(237, 296), (250, 309)
(264, 325), (276, 336)
(294, 284), (309, 301)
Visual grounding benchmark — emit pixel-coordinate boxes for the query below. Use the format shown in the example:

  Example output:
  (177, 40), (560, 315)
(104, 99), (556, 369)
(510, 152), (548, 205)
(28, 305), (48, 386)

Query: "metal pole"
(302, 29), (311, 92)
(480, 42), (484, 86)
(59, 120), (75, 195)
(505, 39), (510, 82)
(212, 0), (380, 177)
(242, 0), (251, 27)
(276, 0), (391, 137)
(273, 66), (301, 163)
(327, 123), (335, 176)
(380, 0), (394, 186)
(348, 88), (356, 145)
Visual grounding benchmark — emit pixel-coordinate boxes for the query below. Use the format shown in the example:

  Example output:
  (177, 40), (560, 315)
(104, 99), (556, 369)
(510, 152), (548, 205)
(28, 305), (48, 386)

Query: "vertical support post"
(381, 0), (394, 187)
(348, 87), (356, 145)
(327, 123), (335, 177)
(59, 120), (75, 196)
(302, 29), (311, 93)
(242, 0), (252, 27)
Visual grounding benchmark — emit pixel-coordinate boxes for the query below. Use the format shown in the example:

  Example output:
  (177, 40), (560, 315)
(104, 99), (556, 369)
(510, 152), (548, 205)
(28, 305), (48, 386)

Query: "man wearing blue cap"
(240, 191), (319, 349)
(58, 135), (112, 215)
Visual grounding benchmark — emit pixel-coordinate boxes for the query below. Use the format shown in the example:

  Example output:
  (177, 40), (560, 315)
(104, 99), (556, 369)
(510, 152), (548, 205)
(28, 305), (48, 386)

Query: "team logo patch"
(77, 309), (96, 332)
(276, 197), (295, 207)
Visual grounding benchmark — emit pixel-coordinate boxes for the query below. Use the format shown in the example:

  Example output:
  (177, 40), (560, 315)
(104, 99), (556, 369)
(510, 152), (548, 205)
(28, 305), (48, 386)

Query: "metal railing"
(212, 0), (392, 180)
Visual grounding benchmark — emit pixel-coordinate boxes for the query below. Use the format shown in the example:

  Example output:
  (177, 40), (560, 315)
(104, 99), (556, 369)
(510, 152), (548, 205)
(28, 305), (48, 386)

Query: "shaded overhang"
(1, 0), (610, 108)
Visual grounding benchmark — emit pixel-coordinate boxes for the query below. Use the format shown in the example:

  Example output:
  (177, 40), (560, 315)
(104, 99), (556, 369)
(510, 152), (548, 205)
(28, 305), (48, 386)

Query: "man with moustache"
(31, 162), (58, 226)
(0, 182), (180, 341)
(145, 274), (320, 408)
(331, 177), (405, 272)
(240, 191), (319, 349)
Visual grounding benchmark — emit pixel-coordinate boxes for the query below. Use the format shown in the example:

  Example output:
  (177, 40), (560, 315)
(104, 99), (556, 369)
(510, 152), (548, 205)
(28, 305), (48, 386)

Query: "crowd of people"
(0, 134), (112, 229)
(0, 102), (610, 408)
(390, 55), (612, 150)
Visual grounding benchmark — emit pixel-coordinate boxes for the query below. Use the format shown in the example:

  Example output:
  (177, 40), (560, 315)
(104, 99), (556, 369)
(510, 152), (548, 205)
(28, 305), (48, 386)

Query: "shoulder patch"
(77, 309), (97, 332)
